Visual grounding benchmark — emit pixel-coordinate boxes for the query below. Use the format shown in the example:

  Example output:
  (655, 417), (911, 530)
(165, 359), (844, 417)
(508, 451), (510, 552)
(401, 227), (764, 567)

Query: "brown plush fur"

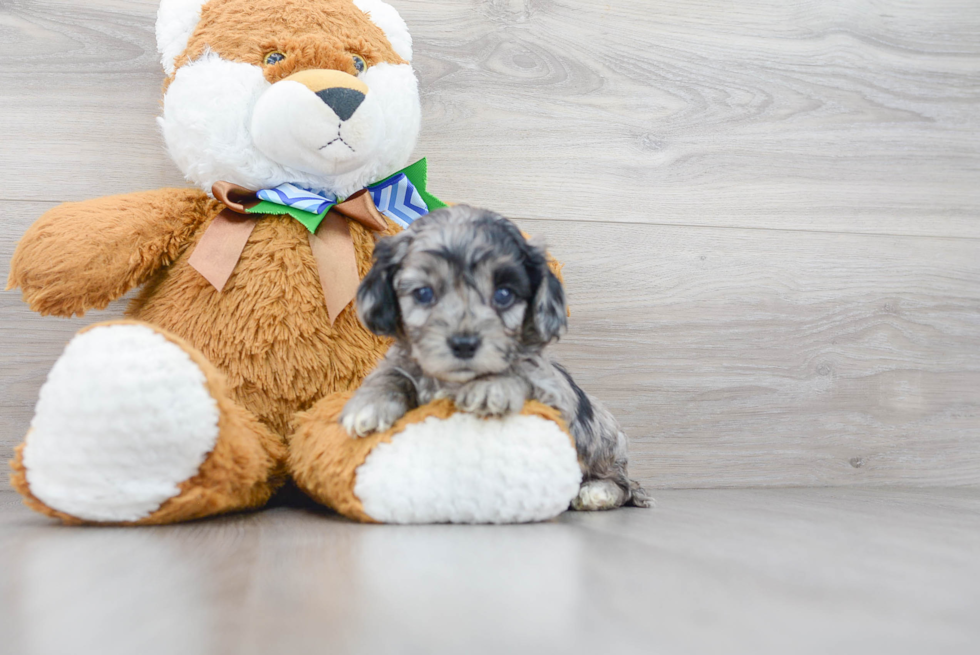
(130, 200), (399, 437)
(7, 189), (211, 316)
(7, 0), (570, 524)
(7, 193), (567, 524)
(7, 187), (399, 524)
(172, 0), (406, 85)
(290, 392), (574, 522)
(10, 321), (287, 525)
(9, 191), (398, 439)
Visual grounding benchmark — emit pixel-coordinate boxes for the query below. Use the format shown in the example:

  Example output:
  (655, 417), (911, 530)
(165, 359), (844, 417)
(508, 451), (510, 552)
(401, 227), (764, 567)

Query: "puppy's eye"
(412, 287), (435, 305)
(352, 54), (366, 73)
(493, 287), (516, 308)
(264, 51), (286, 65)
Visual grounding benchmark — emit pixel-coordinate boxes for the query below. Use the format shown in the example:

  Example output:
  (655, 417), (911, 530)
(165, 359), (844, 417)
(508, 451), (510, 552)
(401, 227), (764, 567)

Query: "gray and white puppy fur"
(340, 205), (649, 511)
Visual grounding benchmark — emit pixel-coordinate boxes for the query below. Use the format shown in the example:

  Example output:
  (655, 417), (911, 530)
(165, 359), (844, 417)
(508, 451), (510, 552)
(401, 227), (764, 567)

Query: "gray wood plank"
(531, 217), (980, 487)
(3, 202), (978, 488)
(1, 488), (978, 655)
(0, 0), (978, 237)
(0, 0), (185, 195)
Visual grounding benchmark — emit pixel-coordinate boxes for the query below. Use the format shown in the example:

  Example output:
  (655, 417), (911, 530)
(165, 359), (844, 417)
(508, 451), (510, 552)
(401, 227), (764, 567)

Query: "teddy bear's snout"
(248, 65), (386, 176)
(283, 69), (369, 121)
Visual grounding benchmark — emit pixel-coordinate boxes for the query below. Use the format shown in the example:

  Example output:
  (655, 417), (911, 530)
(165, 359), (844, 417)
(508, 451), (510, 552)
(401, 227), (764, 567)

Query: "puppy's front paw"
(455, 376), (527, 417)
(340, 393), (409, 438)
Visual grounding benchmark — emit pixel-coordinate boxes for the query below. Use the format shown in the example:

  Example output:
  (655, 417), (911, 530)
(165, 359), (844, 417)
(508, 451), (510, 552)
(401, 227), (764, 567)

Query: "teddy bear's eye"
(264, 51), (286, 66)
(352, 54), (366, 74)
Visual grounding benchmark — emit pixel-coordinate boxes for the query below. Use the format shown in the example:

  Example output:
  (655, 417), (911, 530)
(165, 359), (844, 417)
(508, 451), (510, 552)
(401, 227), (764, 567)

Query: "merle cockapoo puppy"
(339, 205), (649, 510)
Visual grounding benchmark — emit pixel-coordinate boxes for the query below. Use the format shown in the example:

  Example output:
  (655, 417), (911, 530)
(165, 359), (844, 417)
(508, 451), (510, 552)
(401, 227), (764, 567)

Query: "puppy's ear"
(357, 233), (409, 337)
(522, 242), (568, 345)
(532, 265), (568, 343)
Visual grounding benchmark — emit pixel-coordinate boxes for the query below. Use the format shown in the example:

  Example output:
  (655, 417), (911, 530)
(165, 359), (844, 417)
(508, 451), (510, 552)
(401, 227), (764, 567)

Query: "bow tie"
(188, 158), (445, 324)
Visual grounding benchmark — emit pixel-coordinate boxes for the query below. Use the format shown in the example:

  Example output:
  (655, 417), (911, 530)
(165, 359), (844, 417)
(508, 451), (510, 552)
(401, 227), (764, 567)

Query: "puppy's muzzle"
(448, 334), (482, 360)
(285, 69), (368, 121)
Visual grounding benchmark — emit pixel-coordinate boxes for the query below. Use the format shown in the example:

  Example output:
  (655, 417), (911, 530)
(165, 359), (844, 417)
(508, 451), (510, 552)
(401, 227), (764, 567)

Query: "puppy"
(340, 205), (649, 510)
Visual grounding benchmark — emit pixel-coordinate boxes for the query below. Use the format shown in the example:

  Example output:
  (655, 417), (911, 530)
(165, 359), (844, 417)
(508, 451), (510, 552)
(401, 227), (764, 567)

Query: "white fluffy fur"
(157, 0), (421, 195)
(157, 0), (209, 77)
(160, 54), (420, 196)
(354, 414), (583, 524)
(22, 325), (220, 522)
(353, 0), (413, 62)
(251, 80), (384, 176)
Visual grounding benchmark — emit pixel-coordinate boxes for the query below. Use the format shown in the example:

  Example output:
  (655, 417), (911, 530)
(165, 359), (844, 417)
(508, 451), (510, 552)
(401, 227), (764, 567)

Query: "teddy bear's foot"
(291, 393), (583, 524)
(11, 321), (284, 525)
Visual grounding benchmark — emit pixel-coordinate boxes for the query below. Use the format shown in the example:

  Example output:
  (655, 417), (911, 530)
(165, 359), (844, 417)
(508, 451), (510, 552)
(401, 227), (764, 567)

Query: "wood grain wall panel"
(1, 1), (978, 489)
(523, 218), (980, 488)
(3, 202), (978, 488)
(408, 0), (980, 237)
(1, 1), (978, 237)
(524, 221), (980, 486)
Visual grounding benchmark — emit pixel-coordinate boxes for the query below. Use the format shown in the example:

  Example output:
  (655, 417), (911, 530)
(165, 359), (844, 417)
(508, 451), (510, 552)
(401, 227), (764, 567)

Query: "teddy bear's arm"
(7, 189), (212, 317)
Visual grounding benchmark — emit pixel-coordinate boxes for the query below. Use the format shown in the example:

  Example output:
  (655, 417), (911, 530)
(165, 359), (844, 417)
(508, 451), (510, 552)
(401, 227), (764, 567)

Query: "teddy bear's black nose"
(315, 87), (365, 121)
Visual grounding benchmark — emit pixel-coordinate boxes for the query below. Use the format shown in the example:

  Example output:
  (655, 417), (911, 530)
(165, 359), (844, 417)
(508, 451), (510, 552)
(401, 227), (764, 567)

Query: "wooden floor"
(0, 488), (977, 655)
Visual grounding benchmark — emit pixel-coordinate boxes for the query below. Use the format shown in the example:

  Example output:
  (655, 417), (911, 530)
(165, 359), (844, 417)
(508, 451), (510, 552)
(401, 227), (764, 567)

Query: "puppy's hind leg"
(627, 479), (652, 508)
(572, 423), (652, 511)
(539, 362), (651, 510)
(572, 461), (652, 511)
(572, 479), (628, 511)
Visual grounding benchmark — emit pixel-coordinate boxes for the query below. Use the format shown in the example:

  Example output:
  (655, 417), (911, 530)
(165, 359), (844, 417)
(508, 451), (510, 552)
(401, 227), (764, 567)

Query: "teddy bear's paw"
(570, 480), (628, 511)
(340, 391), (409, 437)
(353, 412), (583, 524)
(454, 376), (527, 417)
(21, 324), (220, 523)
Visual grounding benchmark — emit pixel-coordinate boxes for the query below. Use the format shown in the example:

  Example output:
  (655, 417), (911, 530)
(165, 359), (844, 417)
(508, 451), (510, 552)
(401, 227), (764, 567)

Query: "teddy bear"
(6, 0), (583, 525)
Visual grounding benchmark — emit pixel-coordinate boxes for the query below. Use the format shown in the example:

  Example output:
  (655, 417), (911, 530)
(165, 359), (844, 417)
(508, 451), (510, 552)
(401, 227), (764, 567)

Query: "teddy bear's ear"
(353, 0), (413, 62)
(157, 0), (209, 77)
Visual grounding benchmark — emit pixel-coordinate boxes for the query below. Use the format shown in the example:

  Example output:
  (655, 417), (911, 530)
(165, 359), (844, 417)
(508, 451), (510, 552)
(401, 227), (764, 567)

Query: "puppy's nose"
(315, 87), (365, 121)
(448, 334), (482, 360)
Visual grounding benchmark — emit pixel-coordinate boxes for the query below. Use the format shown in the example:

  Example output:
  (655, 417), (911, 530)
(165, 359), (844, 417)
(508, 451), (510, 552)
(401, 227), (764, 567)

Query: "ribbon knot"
(187, 158), (444, 324)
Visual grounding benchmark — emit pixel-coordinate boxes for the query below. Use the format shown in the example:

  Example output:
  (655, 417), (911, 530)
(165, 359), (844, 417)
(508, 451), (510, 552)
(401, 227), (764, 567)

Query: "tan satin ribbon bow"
(188, 182), (388, 324)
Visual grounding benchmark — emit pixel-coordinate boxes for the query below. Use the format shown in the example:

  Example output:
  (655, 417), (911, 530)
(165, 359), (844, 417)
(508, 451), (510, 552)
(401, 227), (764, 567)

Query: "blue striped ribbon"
(366, 173), (429, 228)
(256, 183), (337, 216)
(256, 175), (429, 228)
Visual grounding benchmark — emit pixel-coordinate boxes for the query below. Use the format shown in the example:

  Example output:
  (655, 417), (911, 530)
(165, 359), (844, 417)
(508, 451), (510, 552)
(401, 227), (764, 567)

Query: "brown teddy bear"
(7, 0), (583, 525)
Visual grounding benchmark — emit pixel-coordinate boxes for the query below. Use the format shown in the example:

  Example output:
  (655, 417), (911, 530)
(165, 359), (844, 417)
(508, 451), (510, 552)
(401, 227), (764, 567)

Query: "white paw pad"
(354, 413), (582, 524)
(23, 325), (220, 522)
